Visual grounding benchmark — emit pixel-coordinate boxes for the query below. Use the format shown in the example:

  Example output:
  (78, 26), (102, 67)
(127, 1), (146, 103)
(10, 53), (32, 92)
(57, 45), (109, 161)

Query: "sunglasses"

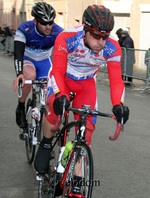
(38, 21), (54, 26)
(89, 31), (109, 40)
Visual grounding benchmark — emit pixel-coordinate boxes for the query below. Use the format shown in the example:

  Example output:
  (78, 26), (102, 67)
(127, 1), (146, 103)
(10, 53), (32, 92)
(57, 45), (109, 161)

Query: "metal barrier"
(121, 47), (150, 91)
(121, 47), (147, 81)
(139, 49), (150, 91)
(97, 47), (150, 91)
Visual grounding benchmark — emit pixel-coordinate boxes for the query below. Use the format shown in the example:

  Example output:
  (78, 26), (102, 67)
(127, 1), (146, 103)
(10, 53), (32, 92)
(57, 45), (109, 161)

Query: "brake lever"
(121, 117), (124, 132)
(18, 78), (23, 98)
(61, 97), (67, 124)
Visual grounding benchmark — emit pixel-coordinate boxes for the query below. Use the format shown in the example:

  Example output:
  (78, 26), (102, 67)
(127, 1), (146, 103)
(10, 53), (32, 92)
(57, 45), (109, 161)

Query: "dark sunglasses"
(38, 21), (54, 26)
(89, 31), (109, 40)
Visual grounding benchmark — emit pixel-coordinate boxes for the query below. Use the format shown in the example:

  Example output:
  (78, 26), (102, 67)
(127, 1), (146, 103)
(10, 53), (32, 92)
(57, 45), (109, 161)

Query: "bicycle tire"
(62, 142), (94, 198)
(25, 98), (36, 164)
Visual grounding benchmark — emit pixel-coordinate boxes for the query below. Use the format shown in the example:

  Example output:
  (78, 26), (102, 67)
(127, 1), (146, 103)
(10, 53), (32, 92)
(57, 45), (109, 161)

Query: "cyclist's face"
(35, 19), (53, 36)
(84, 31), (107, 53)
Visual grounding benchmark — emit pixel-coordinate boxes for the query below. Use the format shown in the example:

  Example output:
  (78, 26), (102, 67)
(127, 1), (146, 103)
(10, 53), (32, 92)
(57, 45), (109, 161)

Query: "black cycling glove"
(112, 105), (129, 124)
(53, 95), (70, 115)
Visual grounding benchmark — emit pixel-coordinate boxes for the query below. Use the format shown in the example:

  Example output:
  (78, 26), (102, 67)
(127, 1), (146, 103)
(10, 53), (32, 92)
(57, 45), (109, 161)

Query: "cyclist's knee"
(50, 123), (60, 132)
(46, 113), (61, 132)
(85, 119), (95, 145)
(23, 66), (36, 80)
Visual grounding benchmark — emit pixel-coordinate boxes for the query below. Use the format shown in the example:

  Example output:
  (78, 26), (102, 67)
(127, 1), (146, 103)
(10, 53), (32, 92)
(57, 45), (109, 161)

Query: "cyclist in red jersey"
(34, 4), (129, 195)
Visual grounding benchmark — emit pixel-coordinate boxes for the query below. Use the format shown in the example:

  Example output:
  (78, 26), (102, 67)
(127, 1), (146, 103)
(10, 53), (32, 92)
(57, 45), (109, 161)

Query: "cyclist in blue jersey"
(12, 2), (63, 128)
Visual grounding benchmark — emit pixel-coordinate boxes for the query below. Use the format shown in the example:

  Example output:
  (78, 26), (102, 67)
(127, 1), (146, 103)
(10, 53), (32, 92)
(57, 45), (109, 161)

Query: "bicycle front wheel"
(62, 142), (94, 198)
(37, 150), (59, 198)
(25, 98), (36, 164)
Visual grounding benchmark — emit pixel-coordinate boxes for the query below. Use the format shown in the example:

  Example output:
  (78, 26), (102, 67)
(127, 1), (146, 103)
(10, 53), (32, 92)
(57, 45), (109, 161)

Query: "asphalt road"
(0, 53), (150, 198)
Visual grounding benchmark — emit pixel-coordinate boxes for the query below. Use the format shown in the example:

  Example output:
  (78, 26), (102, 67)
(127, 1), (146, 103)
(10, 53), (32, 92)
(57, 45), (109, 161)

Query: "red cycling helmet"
(82, 5), (114, 34)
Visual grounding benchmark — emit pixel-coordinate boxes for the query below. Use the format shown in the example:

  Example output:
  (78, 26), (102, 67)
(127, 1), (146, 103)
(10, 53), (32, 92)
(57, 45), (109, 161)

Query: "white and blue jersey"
(14, 20), (63, 79)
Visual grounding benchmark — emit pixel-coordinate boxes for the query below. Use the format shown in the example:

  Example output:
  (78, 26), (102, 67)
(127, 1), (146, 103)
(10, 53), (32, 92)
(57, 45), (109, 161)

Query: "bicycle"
(18, 78), (47, 164)
(36, 96), (123, 198)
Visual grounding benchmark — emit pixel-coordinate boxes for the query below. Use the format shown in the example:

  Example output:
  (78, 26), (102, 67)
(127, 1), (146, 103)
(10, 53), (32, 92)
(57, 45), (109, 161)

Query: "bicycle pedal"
(19, 133), (26, 141)
(19, 127), (28, 141)
(32, 137), (38, 145)
(36, 174), (44, 181)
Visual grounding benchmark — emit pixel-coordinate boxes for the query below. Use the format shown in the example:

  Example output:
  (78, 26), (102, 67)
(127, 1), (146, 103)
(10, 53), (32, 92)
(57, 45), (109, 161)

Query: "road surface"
(0, 53), (150, 198)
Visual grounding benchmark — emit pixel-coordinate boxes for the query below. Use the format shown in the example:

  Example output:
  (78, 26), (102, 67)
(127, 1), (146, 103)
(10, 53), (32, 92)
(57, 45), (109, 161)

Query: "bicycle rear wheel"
(25, 98), (36, 164)
(62, 142), (94, 198)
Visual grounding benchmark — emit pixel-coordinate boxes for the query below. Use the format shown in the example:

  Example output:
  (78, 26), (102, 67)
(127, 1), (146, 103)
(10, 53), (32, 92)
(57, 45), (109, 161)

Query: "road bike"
(36, 96), (123, 198)
(18, 79), (47, 164)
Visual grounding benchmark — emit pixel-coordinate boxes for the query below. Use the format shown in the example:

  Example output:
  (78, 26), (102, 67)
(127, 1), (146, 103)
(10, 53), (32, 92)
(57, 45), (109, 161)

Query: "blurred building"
(0, 0), (150, 50)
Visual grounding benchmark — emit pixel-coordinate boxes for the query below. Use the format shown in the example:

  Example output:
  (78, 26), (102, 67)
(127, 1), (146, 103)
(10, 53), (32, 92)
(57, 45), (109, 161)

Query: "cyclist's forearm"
(107, 61), (125, 105)
(14, 41), (25, 76)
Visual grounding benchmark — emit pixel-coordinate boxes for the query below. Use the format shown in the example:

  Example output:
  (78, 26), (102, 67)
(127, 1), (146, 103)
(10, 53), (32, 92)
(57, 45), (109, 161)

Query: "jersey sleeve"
(51, 31), (76, 99)
(107, 44), (125, 106)
(14, 29), (26, 76)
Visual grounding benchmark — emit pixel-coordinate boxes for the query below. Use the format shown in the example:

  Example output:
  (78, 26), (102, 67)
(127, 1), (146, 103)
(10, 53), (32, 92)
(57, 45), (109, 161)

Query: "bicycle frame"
(18, 79), (47, 143)
(59, 105), (124, 191)
(36, 98), (124, 198)
(26, 81), (47, 145)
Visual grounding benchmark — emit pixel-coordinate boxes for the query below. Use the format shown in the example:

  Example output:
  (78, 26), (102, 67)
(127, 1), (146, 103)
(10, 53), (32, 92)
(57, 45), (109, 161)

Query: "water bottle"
(61, 141), (73, 167)
(57, 146), (65, 173)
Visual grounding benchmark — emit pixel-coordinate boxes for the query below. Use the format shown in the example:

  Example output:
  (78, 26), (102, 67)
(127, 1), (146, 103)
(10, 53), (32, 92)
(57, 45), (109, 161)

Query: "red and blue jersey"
(51, 25), (125, 106)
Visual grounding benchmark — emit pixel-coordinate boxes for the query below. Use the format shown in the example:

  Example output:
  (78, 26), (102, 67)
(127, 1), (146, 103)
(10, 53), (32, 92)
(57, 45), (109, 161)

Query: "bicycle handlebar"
(23, 80), (47, 85)
(67, 106), (124, 141)
(18, 78), (47, 98)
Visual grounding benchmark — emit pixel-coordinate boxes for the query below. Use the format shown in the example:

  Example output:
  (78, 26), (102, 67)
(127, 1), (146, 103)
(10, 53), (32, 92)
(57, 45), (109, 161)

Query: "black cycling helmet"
(82, 5), (114, 34)
(31, 2), (56, 22)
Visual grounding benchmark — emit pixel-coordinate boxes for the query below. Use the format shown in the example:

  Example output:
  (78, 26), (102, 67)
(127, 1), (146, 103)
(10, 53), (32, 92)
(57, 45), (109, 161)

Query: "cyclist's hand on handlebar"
(12, 74), (24, 92)
(112, 104), (129, 124)
(53, 95), (70, 115)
